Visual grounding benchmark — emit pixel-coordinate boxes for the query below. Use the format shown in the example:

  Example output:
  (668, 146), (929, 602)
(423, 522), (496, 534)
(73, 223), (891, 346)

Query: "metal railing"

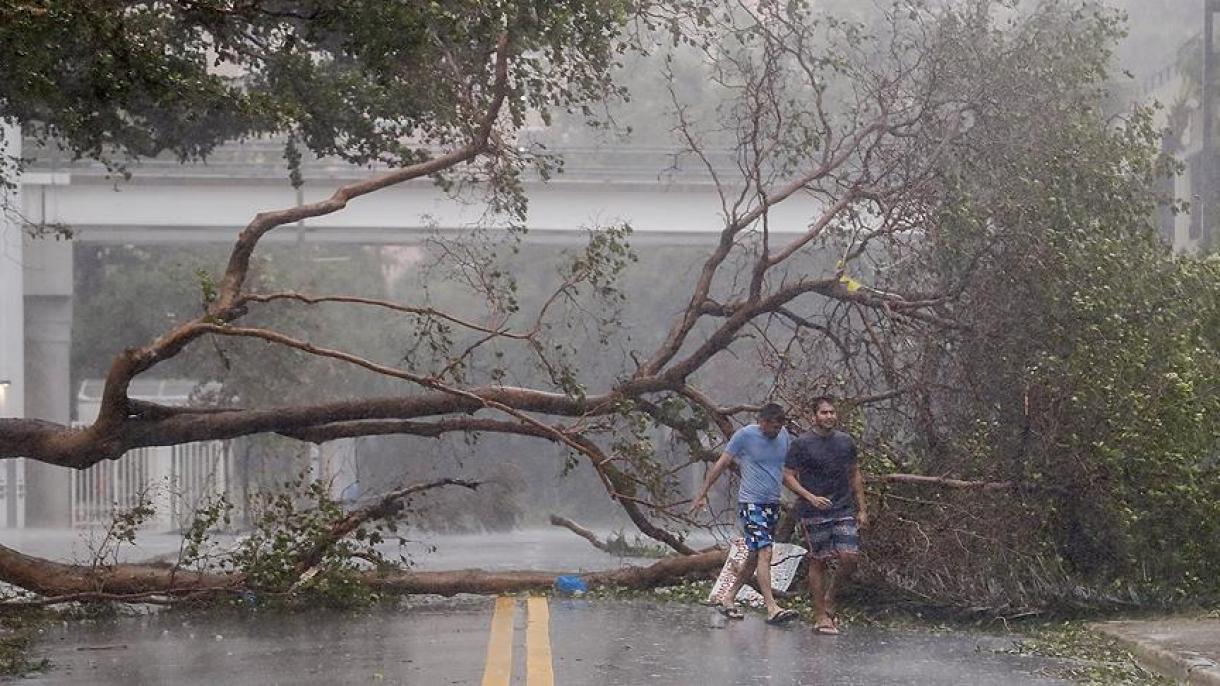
(68, 427), (232, 531)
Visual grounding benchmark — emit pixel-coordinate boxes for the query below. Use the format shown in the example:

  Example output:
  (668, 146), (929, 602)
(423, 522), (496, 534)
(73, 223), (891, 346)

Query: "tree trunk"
(0, 542), (725, 604)
(0, 543), (239, 598)
(365, 549), (727, 596)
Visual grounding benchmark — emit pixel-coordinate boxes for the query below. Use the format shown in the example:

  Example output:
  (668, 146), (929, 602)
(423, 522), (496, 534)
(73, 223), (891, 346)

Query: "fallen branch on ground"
(0, 549), (729, 606)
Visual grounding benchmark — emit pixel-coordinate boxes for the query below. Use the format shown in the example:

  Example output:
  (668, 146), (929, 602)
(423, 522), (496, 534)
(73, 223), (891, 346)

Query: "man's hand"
(857, 510), (870, 529)
(687, 493), (709, 515)
(805, 494), (832, 510)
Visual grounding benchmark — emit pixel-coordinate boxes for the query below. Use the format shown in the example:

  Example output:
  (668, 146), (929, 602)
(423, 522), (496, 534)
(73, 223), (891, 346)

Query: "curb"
(1093, 623), (1220, 686)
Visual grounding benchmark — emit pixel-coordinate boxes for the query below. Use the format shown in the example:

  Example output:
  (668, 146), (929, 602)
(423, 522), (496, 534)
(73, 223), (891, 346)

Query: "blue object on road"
(554, 575), (588, 596)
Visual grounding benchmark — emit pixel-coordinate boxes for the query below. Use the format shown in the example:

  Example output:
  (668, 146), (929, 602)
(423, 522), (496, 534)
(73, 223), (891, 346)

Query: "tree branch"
(293, 478), (480, 576)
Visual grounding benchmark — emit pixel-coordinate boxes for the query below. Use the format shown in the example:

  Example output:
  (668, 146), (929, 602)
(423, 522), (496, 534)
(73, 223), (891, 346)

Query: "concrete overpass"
(0, 127), (819, 526)
(25, 136), (816, 244)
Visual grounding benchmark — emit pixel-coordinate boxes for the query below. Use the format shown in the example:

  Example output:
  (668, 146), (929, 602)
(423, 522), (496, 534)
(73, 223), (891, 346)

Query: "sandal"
(813, 617), (840, 635)
(717, 605), (745, 620)
(765, 608), (799, 625)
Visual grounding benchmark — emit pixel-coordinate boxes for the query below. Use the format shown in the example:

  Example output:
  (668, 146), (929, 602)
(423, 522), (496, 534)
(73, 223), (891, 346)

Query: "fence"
(68, 430), (232, 531)
(0, 459), (25, 528)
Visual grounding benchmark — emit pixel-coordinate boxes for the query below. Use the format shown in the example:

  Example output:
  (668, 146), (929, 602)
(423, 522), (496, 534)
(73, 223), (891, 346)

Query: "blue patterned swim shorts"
(737, 502), (780, 551)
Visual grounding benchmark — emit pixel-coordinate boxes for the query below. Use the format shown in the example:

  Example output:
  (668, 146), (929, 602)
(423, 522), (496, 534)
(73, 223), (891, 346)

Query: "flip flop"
(813, 620), (840, 635)
(717, 605), (745, 619)
(765, 608), (799, 625)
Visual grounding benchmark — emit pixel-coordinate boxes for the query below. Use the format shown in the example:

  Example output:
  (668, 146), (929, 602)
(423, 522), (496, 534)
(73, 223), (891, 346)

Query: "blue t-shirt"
(725, 424), (790, 504)
(784, 429), (858, 520)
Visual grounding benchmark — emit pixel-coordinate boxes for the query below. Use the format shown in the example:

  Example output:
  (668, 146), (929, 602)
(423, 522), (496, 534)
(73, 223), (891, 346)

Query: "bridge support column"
(22, 237), (73, 527)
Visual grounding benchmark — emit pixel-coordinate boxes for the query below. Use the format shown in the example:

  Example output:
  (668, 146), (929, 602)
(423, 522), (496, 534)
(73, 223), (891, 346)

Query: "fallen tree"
(0, 479), (728, 607)
(1, 1), (967, 599)
(0, 549), (728, 607)
(2, 1), (1206, 609)
(365, 550), (727, 597)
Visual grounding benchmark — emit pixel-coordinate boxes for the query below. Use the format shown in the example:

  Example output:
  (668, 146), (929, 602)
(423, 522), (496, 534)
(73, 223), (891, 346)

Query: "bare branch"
(88, 33), (516, 430)
(240, 292), (530, 340)
(549, 513), (614, 554)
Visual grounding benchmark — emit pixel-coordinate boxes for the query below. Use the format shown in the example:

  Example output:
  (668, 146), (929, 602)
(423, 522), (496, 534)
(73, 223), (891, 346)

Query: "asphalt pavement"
(15, 527), (1204, 684)
(28, 597), (1073, 685)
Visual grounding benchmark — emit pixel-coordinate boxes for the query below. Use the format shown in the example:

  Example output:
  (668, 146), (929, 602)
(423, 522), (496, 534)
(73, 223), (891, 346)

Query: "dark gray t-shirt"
(784, 430), (858, 520)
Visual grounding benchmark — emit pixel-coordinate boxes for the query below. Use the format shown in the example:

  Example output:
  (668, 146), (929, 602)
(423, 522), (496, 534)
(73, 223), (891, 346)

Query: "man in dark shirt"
(783, 396), (869, 635)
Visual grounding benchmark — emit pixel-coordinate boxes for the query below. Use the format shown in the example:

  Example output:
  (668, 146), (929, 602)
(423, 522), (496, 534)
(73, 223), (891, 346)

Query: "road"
(8, 528), (1074, 684)
(29, 597), (1072, 685)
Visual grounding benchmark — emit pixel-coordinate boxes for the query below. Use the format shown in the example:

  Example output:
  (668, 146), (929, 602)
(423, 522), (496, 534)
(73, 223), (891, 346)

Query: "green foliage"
(0, 0), (641, 188)
(218, 471), (401, 608)
(724, 0), (1220, 609)
(196, 268), (217, 306)
(1009, 622), (1173, 686)
(929, 80), (1220, 593)
(1028, 239), (1220, 589)
(88, 491), (158, 570)
(906, 1), (1220, 601)
(585, 578), (712, 602)
(177, 493), (234, 570)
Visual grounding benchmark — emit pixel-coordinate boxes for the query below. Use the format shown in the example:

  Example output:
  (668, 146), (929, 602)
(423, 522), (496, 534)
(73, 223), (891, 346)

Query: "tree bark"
(365, 549), (727, 596)
(0, 542), (239, 598)
(0, 543), (726, 604)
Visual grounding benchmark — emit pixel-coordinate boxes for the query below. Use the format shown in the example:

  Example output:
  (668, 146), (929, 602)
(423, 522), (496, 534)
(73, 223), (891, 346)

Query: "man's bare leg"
(822, 552), (858, 624)
(720, 550), (759, 608)
(807, 556), (831, 626)
(754, 545), (783, 618)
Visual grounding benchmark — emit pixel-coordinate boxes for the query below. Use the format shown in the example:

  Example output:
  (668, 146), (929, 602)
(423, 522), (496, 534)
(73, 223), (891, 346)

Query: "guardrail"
(68, 426), (232, 531)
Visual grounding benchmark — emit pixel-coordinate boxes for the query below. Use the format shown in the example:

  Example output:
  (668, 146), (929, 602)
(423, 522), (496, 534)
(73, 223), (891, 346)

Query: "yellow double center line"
(481, 596), (554, 686)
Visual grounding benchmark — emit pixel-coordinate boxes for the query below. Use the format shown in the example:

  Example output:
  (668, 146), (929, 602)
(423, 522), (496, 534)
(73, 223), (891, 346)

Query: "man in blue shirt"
(689, 403), (799, 624)
(783, 396), (869, 635)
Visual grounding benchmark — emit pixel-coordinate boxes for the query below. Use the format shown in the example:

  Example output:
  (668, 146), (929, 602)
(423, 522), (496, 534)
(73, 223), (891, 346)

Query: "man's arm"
(783, 467), (831, 510)
(688, 451), (735, 514)
(850, 463), (869, 527)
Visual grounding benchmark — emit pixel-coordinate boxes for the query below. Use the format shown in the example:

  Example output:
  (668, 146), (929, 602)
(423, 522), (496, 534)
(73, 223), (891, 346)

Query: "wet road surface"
(30, 597), (1072, 685)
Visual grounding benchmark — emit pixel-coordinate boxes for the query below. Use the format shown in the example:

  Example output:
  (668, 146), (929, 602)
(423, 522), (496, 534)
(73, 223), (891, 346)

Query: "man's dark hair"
(811, 396), (836, 412)
(758, 403), (786, 421)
